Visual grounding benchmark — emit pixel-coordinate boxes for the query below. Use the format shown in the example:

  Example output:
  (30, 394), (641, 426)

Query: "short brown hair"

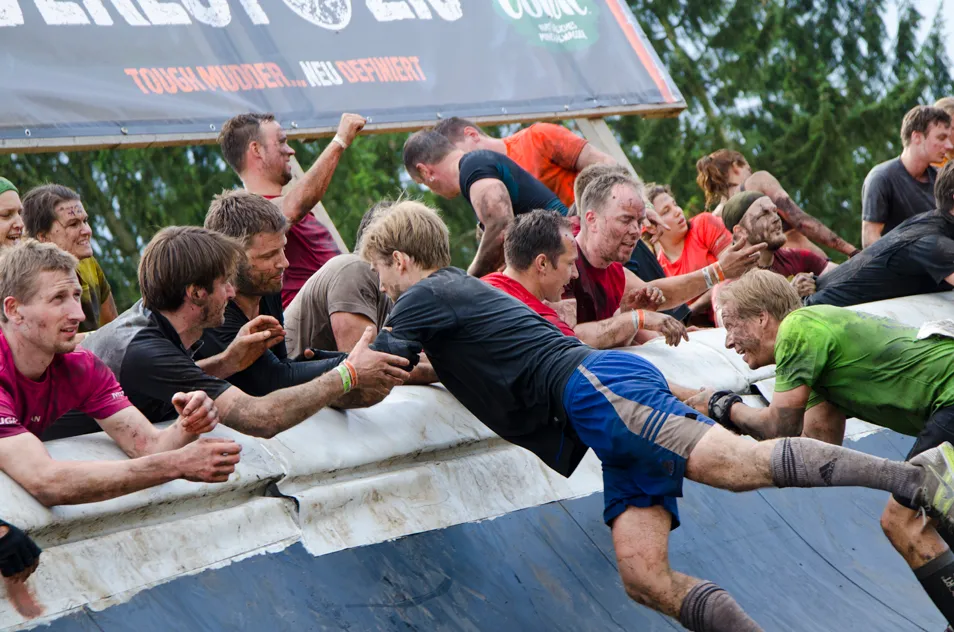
(717, 269), (801, 322)
(139, 226), (243, 312)
(573, 163), (629, 207)
(21, 183), (81, 237)
(433, 117), (486, 143)
(218, 113), (275, 174)
(936, 97), (954, 117)
(936, 161), (954, 214)
(0, 239), (77, 323)
(204, 189), (286, 246)
(359, 201), (451, 270)
(403, 130), (457, 180)
(579, 172), (642, 217)
(355, 200), (396, 250)
(645, 183), (674, 208)
(900, 105), (951, 147)
(505, 209), (572, 271)
(696, 149), (748, 209)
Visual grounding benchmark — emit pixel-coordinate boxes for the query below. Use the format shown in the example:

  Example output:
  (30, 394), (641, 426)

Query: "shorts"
(562, 351), (715, 528)
(895, 405), (954, 507)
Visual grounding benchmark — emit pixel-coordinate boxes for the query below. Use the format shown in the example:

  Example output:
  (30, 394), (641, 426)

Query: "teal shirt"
(774, 305), (954, 436)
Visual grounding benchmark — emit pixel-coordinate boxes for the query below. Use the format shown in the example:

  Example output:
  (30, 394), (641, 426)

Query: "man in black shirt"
(862, 105), (952, 246)
(197, 190), (347, 396)
(403, 130), (567, 277)
(84, 226), (413, 438)
(810, 161), (954, 307)
(358, 199), (954, 631)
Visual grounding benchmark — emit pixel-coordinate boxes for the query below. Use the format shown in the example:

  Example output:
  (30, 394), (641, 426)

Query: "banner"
(0, 0), (683, 144)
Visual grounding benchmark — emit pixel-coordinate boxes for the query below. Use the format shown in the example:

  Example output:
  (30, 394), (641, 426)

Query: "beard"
(236, 266), (281, 296)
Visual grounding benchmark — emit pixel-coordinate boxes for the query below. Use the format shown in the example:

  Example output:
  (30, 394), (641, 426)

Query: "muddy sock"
(915, 549), (954, 625)
(678, 581), (763, 632)
(770, 438), (922, 501)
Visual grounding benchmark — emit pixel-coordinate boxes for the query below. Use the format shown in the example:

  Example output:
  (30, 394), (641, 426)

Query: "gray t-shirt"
(284, 254), (392, 355)
(862, 157), (937, 235)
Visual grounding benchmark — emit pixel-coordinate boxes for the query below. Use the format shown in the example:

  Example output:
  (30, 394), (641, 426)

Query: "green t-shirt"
(76, 257), (112, 333)
(774, 305), (954, 436)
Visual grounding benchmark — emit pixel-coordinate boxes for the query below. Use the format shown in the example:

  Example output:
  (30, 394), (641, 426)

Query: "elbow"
(22, 475), (69, 507)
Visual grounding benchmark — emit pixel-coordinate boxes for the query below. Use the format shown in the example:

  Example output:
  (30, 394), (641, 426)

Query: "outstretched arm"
(279, 113), (366, 224)
(467, 179), (515, 277)
(746, 171), (858, 256)
(687, 386), (810, 440)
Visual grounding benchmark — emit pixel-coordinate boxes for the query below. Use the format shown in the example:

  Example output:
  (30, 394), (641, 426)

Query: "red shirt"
(658, 213), (732, 278)
(565, 242), (626, 323)
(504, 123), (588, 208)
(770, 248), (829, 278)
(262, 195), (342, 308)
(482, 273), (576, 337)
(0, 331), (131, 439)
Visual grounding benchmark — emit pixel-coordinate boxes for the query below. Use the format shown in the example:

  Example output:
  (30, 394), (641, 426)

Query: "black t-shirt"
(808, 210), (954, 307)
(459, 150), (569, 217)
(385, 267), (593, 476)
(195, 294), (345, 397)
(625, 240), (692, 323)
(81, 301), (233, 423)
(862, 158), (937, 235)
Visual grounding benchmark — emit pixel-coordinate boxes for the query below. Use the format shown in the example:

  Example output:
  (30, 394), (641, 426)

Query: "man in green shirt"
(21, 184), (118, 332)
(687, 269), (954, 625)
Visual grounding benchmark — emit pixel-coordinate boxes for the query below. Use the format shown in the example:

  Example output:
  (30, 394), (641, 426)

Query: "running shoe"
(910, 442), (954, 532)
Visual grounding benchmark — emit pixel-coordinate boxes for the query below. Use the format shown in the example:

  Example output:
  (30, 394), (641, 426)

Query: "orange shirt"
(657, 213), (732, 278)
(503, 123), (588, 208)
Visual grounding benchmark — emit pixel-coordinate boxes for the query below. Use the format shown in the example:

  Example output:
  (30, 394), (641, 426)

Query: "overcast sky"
(884, 0), (953, 75)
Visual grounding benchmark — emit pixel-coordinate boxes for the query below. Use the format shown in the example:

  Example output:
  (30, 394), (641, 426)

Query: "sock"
(915, 549), (954, 625)
(678, 581), (763, 632)
(770, 438), (921, 502)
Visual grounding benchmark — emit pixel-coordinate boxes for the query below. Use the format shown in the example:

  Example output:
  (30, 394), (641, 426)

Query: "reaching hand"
(348, 327), (412, 391)
(642, 206), (671, 244)
(684, 388), (714, 416)
(226, 315), (285, 374)
(642, 311), (689, 346)
(176, 438), (242, 483)
(717, 239), (766, 279)
(336, 113), (367, 147)
(172, 391), (219, 435)
(790, 272), (816, 297)
(621, 285), (666, 312)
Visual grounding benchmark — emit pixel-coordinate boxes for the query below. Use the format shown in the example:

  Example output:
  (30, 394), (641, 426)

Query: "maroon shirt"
(262, 195), (342, 308)
(770, 248), (829, 278)
(0, 331), (131, 439)
(564, 242), (626, 324)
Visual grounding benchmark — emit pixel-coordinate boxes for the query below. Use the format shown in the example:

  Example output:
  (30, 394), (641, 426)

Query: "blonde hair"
(695, 149), (748, 209)
(0, 239), (78, 323)
(573, 163), (629, 207)
(359, 200), (451, 269)
(579, 171), (643, 217)
(717, 269), (801, 322)
(935, 96), (954, 117)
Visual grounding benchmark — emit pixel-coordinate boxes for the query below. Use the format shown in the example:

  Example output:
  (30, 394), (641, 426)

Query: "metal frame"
(0, 103), (684, 154)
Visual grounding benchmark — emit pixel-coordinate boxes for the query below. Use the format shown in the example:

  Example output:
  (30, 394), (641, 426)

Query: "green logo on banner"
(493, 0), (601, 50)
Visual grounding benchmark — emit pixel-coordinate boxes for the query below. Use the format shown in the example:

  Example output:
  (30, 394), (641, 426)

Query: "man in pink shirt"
(219, 112), (366, 307)
(0, 240), (242, 506)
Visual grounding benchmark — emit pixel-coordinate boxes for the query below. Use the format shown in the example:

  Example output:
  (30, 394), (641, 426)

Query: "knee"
(620, 564), (672, 608)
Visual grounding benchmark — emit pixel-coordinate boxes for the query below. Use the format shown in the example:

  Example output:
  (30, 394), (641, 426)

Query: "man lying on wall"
(196, 190), (436, 396)
(807, 161), (954, 307)
(0, 240), (242, 506)
(686, 269), (954, 626)
(357, 199), (954, 632)
(82, 226), (413, 440)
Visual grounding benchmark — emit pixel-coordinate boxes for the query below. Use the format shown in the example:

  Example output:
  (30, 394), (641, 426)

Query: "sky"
(885, 0), (953, 75)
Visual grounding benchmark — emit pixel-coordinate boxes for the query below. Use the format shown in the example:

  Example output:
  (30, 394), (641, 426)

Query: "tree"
(0, 1), (950, 309)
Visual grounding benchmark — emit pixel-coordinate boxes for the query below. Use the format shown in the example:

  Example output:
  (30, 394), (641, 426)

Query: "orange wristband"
(344, 360), (358, 388)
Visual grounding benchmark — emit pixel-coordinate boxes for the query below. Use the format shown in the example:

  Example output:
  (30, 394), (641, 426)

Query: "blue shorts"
(562, 351), (715, 528)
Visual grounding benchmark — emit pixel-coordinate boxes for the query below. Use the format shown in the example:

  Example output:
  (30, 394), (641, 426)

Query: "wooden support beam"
(284, 155), (350, 253)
